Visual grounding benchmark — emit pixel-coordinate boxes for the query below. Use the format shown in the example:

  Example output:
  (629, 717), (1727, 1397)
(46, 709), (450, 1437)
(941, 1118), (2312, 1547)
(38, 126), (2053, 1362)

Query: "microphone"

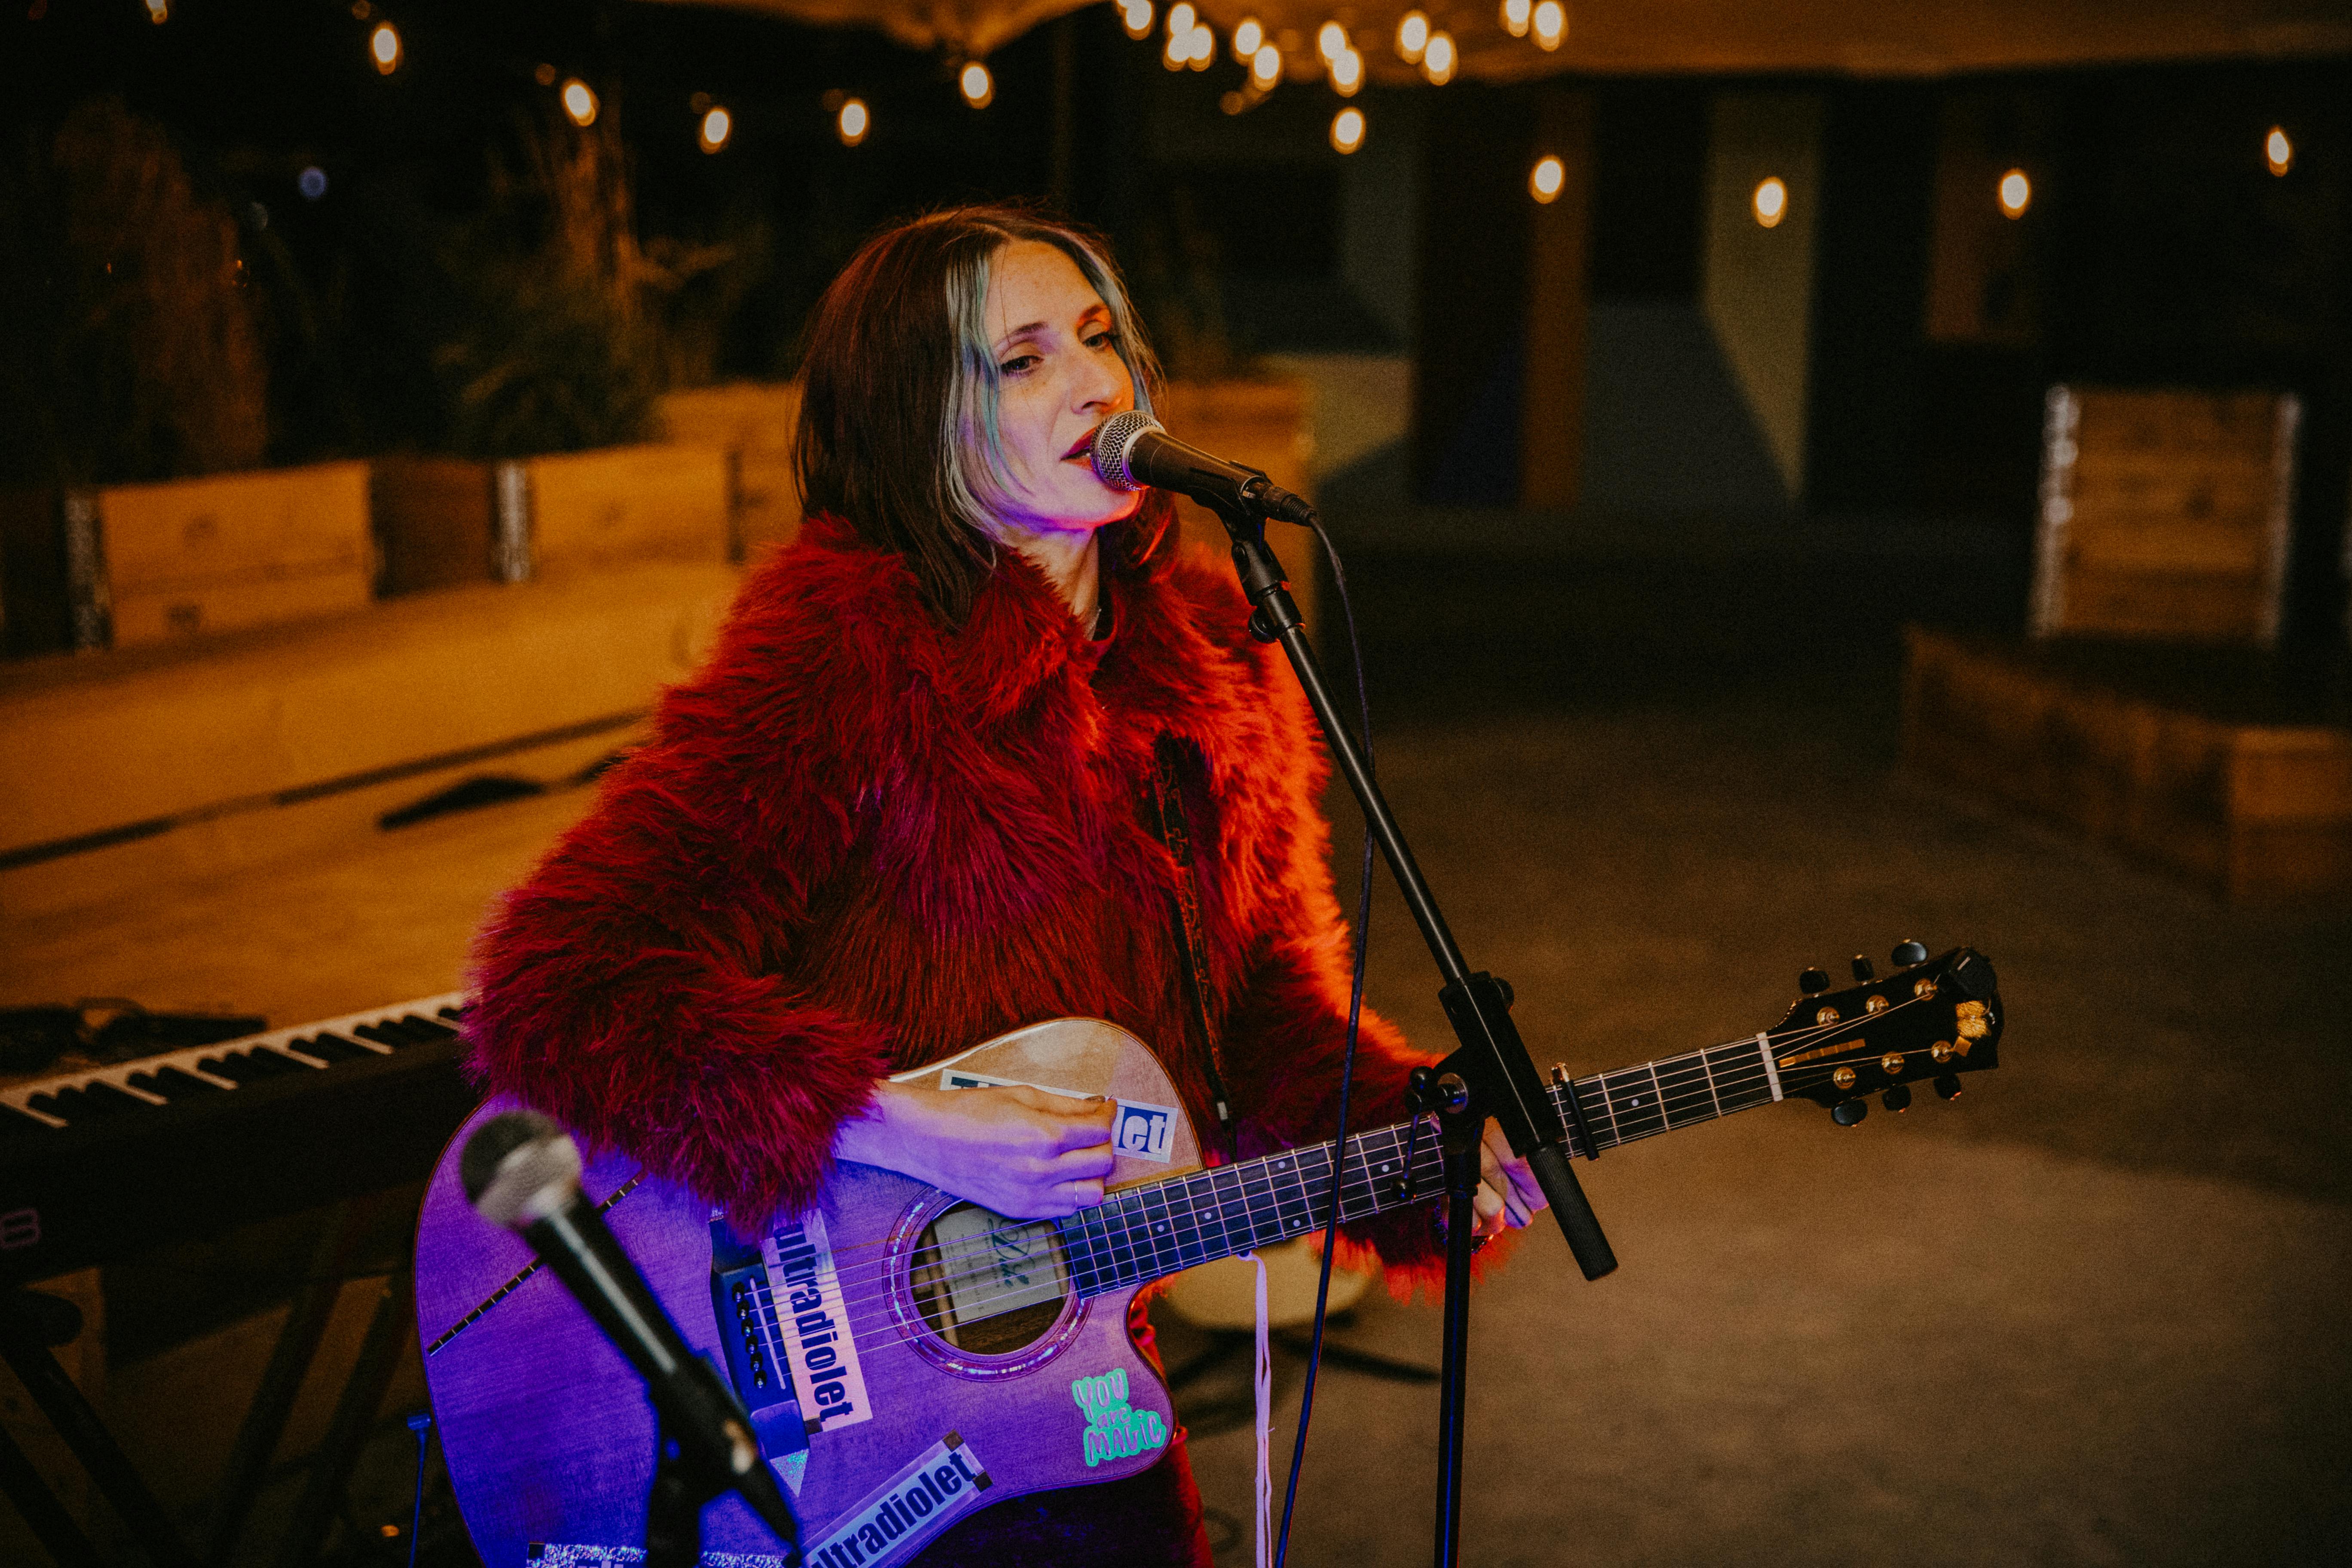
(461, 1112), (800, 1553)
(1090, 410), (1318, 526)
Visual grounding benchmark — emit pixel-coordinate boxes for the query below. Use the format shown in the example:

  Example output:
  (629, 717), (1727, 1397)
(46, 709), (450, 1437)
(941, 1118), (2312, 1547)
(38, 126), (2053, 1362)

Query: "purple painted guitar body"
(416, 1020), (1200, 1568)
(416, 950), (2004, 1566)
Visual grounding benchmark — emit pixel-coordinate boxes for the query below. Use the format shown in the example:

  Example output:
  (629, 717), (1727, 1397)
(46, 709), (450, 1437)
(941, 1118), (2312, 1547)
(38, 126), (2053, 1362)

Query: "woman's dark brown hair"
(794, 204), (1176, 623)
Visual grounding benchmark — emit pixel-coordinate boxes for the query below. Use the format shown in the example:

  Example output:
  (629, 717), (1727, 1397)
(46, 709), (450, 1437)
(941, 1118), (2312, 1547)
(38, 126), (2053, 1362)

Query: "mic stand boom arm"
(1204, 496), (1616, 1565)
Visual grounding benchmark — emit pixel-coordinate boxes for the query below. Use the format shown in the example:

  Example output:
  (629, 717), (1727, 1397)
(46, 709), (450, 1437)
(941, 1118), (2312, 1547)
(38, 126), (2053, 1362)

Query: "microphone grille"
(1089, 410), (1160, 491)
(461, 1109), (580, 1229)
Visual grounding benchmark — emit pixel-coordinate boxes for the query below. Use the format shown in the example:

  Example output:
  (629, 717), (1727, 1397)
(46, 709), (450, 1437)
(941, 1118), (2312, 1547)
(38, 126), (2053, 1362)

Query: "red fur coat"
(463, 513), (1451, 1561)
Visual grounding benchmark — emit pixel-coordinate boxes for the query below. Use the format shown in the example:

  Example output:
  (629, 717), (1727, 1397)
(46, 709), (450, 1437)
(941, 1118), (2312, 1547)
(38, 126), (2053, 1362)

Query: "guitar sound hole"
(909, 1202), (1071, 1357)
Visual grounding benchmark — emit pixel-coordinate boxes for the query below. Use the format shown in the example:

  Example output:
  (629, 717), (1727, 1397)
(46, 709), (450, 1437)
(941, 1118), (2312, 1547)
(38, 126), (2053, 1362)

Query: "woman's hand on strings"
(1472, 1118), (1549, 1240)
(836, 1081), (1116, 1218)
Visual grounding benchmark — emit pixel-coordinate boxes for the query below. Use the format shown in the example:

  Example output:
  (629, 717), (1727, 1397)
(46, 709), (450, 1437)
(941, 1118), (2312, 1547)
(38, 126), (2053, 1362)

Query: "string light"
(1500, 0), (1530, 37)
(1168, 3), (1196, 38)
(1531, 0), (1565, 50)
(960, 61), (994, 107)
(1396, 10), (1428, 63)
(1251, 43), (1282, 89)
(1753, 176), (1787, 227)
(370, 21), (401, 74)
(2266, 126), (2293, 176)
(1329, 46), (1363, 95)
(698, 106), (732, 152)
(1120, 0), (1154, 39)
(1422, 30), (1455, 83)
(1187, 23), (1216, 67)
(561, 77), (597, 126)
(1530, 155), (1564, 203)
(1233, 16), (1263, 58)
(837, 98), (870, 146)
(1998, 168), (2030, 217)
(1317, 21), (1348, 60)
(1331, 105), (1365, 154)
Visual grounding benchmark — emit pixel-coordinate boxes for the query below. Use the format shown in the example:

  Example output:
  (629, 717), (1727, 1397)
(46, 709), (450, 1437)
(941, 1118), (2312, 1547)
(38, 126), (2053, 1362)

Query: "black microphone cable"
(1273, 515), (1376, 1568)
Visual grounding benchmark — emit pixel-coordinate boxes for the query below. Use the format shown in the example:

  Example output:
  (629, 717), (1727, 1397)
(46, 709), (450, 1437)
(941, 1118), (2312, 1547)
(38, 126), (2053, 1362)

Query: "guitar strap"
(1149, 734), (1239, 1146)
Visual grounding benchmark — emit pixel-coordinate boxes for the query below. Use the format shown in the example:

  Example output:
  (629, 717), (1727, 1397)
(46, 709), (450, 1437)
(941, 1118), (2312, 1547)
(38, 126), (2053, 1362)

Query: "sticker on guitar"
(935, 1068), (1178, 1164)
(764, 1213), (872, 1434)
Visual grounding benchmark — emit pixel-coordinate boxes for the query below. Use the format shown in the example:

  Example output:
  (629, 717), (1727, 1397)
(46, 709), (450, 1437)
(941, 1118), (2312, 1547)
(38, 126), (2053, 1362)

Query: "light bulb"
(2266, 126), (2293, 176)
(698, 106), (732, 151)
(1501, 0), (1530, 37)
(1422, 31), (1454, 83)
(1120, 0), (1154, 39)
(1531, 0), (1564, 50)
(1168, 3), (1196, 37)
(1530, 155), (1564, 203)
(561, 78), (598, 126)
(837, 98), (870, 146)
(1317, 20), (1348, 60)
(1233, 17), (1263, 57)
(1187, 23), (1215, 65)
(1753, 176), (1788, 227)
(1251, 43), (1281, 88)
(1331, 105), (1365, 154)
(1997, 168), (2030, 217)
(960, 62), (994, 107)
(1329, 46), (1362, 95)
(370, 21), (401, 74)
(1396, 10), (1428, 63)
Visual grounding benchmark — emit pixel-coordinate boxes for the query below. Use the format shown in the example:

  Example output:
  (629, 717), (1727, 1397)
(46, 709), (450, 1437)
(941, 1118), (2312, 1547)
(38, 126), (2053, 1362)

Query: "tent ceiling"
(643, 0), (2352, 78)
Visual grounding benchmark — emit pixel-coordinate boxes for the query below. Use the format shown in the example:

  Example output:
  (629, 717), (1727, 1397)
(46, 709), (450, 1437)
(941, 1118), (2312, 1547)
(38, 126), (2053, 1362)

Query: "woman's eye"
(1087, 331), (1120, 352)
(998, 353), (1041, 377)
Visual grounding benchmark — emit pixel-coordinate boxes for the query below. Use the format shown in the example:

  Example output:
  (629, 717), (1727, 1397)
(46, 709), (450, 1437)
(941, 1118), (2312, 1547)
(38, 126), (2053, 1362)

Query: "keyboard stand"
(0, 1287), (197, 1568)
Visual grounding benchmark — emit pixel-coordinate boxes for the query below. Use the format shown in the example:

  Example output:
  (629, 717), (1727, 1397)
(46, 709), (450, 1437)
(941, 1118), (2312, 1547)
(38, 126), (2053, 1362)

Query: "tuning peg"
(1932, 1074), (1963, 1101)
(1850, 954), (1875, 982)
(1830, 1099), (1867, 1127)
(1881, 1084), (1912, 1113)
(1892, 940), (1929, 968)
(1798, 967), (1832, 995)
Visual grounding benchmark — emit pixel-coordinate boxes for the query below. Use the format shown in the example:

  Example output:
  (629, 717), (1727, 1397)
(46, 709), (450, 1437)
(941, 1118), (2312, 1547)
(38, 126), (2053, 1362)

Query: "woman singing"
(463, 203), (1543, 1564)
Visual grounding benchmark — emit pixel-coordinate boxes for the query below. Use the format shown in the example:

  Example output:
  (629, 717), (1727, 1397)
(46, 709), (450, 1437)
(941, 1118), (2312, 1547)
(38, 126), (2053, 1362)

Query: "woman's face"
(979, 239), (1143, 538)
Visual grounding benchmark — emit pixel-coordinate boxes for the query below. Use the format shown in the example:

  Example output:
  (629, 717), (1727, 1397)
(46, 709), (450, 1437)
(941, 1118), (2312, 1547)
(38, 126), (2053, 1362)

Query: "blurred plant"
(0, 98), (269, 485)
(1126, 183), (1254, 383)
(432, 105), (763, 458)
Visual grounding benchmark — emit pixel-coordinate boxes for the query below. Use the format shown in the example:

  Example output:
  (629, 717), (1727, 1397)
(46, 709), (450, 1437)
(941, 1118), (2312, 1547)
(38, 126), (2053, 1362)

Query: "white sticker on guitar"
(936, 1070), (1178, 1164)
(803, 1431), (992, 1568)
(764, 1212), (872, 1435)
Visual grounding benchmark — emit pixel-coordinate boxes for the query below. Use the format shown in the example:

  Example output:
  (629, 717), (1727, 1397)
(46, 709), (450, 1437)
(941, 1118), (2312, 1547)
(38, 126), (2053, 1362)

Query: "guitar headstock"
(1766, 944), (2002, 1124)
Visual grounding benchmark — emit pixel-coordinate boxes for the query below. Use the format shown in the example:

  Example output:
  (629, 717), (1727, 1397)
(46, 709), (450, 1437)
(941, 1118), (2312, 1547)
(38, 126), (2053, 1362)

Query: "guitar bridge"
(709, 1219), (809, 1460)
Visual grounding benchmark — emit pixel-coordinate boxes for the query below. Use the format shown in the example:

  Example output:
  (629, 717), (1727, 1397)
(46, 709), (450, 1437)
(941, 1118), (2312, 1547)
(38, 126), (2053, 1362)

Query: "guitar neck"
(1053, 1030), (1788, 1297)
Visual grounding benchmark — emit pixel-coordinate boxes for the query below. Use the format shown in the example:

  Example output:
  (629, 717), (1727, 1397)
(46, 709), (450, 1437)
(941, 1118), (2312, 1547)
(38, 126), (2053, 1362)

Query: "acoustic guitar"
(415, 945), (2003, 1568)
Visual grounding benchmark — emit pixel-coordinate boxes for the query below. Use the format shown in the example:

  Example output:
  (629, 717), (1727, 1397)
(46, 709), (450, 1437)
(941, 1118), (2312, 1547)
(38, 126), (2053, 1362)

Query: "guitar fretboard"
(1052, 1032), (1788, 1297)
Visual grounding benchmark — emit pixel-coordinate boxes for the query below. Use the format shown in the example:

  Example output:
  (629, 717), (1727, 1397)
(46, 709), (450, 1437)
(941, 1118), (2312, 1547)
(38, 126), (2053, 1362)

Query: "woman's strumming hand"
(1472, 1117), (1549, 1240)
(836, 1079), (1116, 1219)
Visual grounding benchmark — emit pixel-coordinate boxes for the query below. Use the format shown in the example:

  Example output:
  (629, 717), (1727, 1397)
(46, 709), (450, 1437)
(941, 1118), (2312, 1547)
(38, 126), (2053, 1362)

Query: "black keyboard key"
(397, 1014), (459, 1041)
(0, 1103), (57, 1136)
(200, 1048), (305, 1084)
(26, 1092), (69, 1120)
(289, 1032), (370, 1063)
(40, 1084), (145, 1121)
(129, 1066), (227, 1100)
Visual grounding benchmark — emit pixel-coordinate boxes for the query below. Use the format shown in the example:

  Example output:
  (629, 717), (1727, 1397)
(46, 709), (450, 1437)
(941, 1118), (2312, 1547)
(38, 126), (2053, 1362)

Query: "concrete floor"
(6, 532), (2346, 1566)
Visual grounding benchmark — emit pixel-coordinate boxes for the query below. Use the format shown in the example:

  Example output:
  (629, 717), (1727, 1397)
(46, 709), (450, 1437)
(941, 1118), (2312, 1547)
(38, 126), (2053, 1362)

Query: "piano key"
(127, 1065), (229, 1101)
(287, 1032), (371, 1063)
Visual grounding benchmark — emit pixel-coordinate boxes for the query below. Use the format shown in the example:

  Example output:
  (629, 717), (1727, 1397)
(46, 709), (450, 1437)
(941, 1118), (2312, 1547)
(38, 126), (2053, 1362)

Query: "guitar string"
(714, 989), (1950, 1304)
(729, 992), (1957, 1315)
(729, 988), (1942, 1297)
(747, 1029), (1956, 1337)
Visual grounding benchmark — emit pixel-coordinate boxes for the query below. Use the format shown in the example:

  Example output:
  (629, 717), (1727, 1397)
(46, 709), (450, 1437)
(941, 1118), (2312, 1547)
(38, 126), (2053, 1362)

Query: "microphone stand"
(1203, 496), (1617, 1568)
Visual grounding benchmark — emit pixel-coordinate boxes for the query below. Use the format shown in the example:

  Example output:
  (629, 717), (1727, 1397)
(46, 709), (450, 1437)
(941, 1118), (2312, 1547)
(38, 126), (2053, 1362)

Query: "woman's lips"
(1063, 429), (1099, 461)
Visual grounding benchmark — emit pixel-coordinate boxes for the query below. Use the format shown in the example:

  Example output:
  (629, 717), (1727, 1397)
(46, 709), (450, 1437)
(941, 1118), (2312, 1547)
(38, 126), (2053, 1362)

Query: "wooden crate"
(371, 456), (502, 596)
(97, 462), (374, 648)
(2031, 386), (2296, 645)
(657, 383), (805, 563)
(520, 444), (731, 577)
(1903, 627), (2352, 903)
